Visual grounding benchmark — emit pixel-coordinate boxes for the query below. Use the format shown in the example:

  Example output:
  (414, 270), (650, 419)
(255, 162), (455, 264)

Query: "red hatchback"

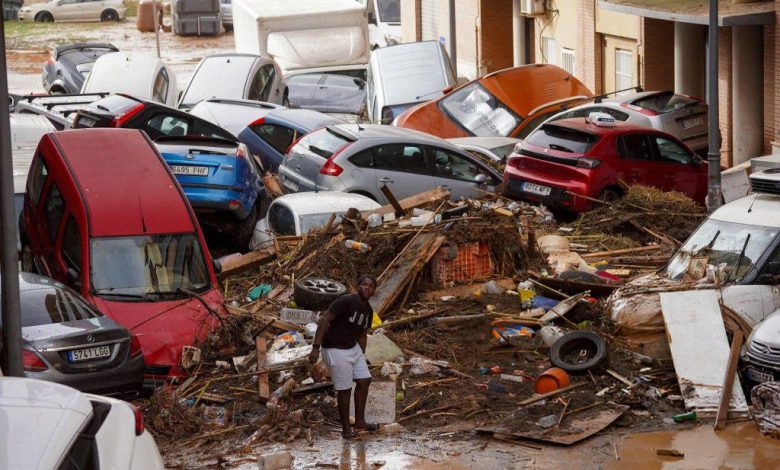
(502, 113), (708, 212)
(20, 128), (225, 385)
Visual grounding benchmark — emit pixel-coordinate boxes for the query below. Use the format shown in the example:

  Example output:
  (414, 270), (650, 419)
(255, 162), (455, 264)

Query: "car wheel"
(294, 277), (347, 310)
(35, 11), (54, 22)
(236, 203), (259, 251)
(101, 9), (119, 21)
(549, 331), (609, 375)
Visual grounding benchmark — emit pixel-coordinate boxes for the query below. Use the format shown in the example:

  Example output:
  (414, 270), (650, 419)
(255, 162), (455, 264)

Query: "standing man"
(309, 274), (377, 439)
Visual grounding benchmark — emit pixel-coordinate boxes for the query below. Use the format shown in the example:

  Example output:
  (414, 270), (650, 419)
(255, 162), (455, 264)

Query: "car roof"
(86, 52), (161, 92)
(188, 99), (280, 135)
(273, 191), (381, 215)
(545, 118), (660, 136)
(264, 108), (345, 130)
(0, 378), (93, 470)
(48, 129), (195, 237)
(447, 136), (520, 149)
(710, 193), (780, 228)
(329, 123), (450, 144)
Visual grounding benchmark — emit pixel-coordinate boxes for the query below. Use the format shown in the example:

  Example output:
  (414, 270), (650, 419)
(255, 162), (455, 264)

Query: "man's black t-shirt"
(322, 294), (373, 349)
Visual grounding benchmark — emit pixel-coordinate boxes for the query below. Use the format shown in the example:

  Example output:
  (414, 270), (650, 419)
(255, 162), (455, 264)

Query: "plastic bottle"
(673, 411), (697, 423)
(344, 239), (371, 252)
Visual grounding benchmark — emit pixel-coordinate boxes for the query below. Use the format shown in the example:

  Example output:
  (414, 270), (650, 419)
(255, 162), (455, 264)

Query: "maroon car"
(502, 113), (708, 213)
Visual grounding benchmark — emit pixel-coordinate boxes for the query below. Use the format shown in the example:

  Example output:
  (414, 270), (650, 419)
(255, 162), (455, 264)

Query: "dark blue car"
(154, 136), (265, 249)
(237, 108), (344, 172)
(42, 43), (119, 94)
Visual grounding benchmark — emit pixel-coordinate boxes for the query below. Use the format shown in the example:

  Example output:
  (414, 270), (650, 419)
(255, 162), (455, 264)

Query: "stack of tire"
(293, 277), (347, 311)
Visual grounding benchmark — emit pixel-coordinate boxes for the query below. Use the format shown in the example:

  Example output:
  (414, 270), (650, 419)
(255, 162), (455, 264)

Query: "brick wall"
(764, 23), (775, 154)
(478, 0), (514, 74)
(640, 17), (674, 91)
(718, 27), (733, 167)
(578, 0), (601, 93)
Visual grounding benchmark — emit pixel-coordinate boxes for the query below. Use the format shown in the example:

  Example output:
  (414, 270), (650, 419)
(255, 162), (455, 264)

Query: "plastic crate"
(431, 242), (493, 285)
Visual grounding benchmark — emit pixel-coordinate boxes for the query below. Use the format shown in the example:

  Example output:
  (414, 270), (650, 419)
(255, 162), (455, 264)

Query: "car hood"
(750, 308), (780, 347)
(22, 316), (120, 343)
(90, 289), (224, 366)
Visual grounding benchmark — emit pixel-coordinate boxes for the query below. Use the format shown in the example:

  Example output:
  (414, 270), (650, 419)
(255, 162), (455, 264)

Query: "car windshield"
(181, 57), (255, 108)
(297, 128), (350, 159)
(20, 287), (100, 328)
(90, 233), (210, 299)
(666, 218), (780, 282)
(440, 82), (520, 137)
(632, 93), (700, 114)
(89, 94), (141, 114)
(525, 124), (598, 154)
(377, 0), (400, 22)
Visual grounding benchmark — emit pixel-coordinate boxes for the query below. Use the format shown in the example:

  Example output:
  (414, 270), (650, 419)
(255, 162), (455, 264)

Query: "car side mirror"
(213, 259), (222, 274)
(66, 268), (81, 290)
(368, 12), (377, 25)
(474, 174), (488, 185)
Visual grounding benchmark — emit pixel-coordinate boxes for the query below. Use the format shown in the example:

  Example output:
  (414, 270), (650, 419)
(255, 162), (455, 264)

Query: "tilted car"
(1, 378), (165, 470)
(6, 272), (145, 396)
(42, 42), (119, 94)
(278, 124), (502, 203)
(81, 52), (179, 106)
(503, 112), (708, 213)
(539, 90), (708, 155)
(155, 136), (265, 249)
(394, 64), (592, 140)
(286, 73), (367, 122)
(187, 98), (283, 138)
(447, 136), (522, 166)
(19, 0), (126, 22)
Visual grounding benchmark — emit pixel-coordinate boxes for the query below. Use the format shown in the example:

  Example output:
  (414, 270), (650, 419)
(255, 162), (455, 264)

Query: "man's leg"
(353, 377), (372, 430)
(322, 347), (356, 437)
(336, 388), (353, 436)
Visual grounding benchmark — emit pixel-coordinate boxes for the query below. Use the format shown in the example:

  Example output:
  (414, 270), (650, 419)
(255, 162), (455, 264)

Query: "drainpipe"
(513, 0), (523, 66)
(706, 0), (721, 212)
(0, 10), (24, 377)
(449, 0), (457, 77)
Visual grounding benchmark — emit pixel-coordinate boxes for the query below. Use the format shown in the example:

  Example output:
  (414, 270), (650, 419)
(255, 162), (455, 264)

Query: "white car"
(0, 377), (165, 470)
(19, 0), (126, 22)
(81, 52), (179, 106)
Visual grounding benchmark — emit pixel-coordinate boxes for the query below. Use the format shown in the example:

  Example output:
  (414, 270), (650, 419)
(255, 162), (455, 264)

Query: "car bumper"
(278, 168), (319, 193)
(24, 353), (145, 397)
(503, 174), (591, 212)
(181, 184), (261, 220)
(744, 353), (780, 385)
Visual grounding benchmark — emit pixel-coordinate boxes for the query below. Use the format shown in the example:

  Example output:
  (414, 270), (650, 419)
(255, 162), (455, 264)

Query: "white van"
(250, 191), (381, 250)
(81, 52), (179, 106)
(366, 41), (456, 124)
(360, 0), (400, 49)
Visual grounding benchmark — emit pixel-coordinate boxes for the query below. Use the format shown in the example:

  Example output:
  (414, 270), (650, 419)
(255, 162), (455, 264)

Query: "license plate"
(77, 117), (96, 128)
(747, 366), (775, 383)
(68, 345), (111, 362)
(282, 178), (299, 192)
(171, 165), (209, 176)
(682, 116), (705, 129)
(522, 182), (551, 196)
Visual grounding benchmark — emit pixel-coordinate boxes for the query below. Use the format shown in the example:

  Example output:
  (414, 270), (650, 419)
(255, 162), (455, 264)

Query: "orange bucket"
(533, 367), (571, 394)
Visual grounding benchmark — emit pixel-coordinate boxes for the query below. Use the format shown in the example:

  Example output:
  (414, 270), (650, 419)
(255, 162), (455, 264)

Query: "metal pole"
(153, 0), (161, 58)
(448, 0), (457, 77)
(706, 0), (722, 212)
(0, 1), (25, 377)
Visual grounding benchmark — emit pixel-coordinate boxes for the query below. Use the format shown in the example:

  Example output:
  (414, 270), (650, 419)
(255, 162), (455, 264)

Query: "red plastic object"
(490, 365), (502, 375)
(533, 367), (571, 394)
(431, 242), (493, 285)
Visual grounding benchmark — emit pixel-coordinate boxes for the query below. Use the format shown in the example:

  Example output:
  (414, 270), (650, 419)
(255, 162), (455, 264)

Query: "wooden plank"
(363, 187), (450, 217)
(217, 250), (276, 278)
(224, 304), (302, 331)
(715, 330), (744, 430)
(380, 184), (405, 217)
(659, 290), (749, 417)
(517, 382), (587, 406)
(256, 336), (270, 400)
(580, 245), (661, 259)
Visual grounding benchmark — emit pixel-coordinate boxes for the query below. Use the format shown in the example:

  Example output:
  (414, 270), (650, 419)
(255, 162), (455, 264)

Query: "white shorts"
(321, 344), (371, 391)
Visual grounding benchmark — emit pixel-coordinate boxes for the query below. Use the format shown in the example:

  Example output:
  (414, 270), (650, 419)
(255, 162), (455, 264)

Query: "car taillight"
(22, 350), (48, 372)
(228, 199), (241, 210)
(112, 103), (145, 127)
(47, 56), (56, 65)
(576, 158), (601, 169)
(128, 403), (144, 435)
(129, 335), (143, 357)
(319, 143), (350, 177)
(249, 116), (265, 127)
(236, 143), (248, 160)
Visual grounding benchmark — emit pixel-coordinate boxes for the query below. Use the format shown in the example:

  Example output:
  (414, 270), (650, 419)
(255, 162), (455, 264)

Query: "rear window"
(296, 128), (350, 159)
(20, 286), (100, 328)
(89, 94), (140, 114)
(268, 203), (295, 235)
(525, 125), (598, 154)
(181, 57), (255, 108)
(632, 93), (700, 114)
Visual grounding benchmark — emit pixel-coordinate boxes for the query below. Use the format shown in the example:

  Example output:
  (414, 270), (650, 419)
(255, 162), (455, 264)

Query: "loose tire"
(101, 9), (119, 21)
(36, 11), (54, 22)
(550, 331), (609, 375)
(294, 277), (347, 310)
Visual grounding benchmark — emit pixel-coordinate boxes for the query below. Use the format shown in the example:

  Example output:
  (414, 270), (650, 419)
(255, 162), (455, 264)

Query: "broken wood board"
(370, 233), (445, 315)
(475, 403), (628, 446)
(421, 278), (516, 301)
(224, 304), (302, 332)
(539, 292), (588, 323)
(659, 290), (749, 418)
(217, 250), (276, 278)
(363, 187), (450, 217)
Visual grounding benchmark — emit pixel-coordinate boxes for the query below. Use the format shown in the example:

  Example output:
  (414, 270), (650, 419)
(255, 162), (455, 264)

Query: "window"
(618, 135), (654, 161)
(431, 148), (484, 182)
(440, 82), (520, 137)
(152, 68), (169, 104)
(561, 48), (575, 75)
(654, 136), (692, 165)
(348, 150), (374, 168)
(517, 110), (563, 139)
(615, 49), (633, 95)
(248, 65), (274, 102)
(192, 119), (235, 141)
(251, 124), (296, 154)
(298, 129), (350, 159)
(20, 286), (100, 328)
(757, 246), (780, 285)
(542, 36), (557, 65)
(44, 184), (65, 242)
(27, 157), (48, 206)
(371, 144), (428, 175)
(146, 114), (190, 139)
(526, 125), (598, 154)
(62, 217), (82, 274)
(377, 0), (400, 23)
(633, 92), (700, 114)
(268, 204), (295, 236)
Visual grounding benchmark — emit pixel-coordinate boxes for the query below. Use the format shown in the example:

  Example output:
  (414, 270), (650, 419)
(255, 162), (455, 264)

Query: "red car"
(20, 128), (225, 386)
(503, 113), (708, 212)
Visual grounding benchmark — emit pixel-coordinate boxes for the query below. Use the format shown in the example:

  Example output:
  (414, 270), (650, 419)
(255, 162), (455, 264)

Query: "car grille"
(747, 340), (780, 366)
(519, 149), (580, 167)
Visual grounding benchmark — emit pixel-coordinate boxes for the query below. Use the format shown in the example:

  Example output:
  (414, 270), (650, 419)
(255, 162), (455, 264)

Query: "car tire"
(236, 203), (259, 251)
(35, 11), (54, 22)
(101, 9), (119, 21)
(294, 277), (347, 310)
(550, 331), (609, 375)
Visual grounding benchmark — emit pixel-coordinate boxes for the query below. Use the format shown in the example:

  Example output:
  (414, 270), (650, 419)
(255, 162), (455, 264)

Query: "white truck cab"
(360, 0), (401, 49)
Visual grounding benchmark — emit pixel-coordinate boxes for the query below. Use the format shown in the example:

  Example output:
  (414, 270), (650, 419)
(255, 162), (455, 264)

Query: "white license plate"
(522, 182), (551, 196)
(282, 178), (299, 192)
(682, 116), (705, 129)
(77, 117), (96, 128)
(171, 165), (209, 176)
(747, 366), (775, 383)
(68, 345), (111, 362)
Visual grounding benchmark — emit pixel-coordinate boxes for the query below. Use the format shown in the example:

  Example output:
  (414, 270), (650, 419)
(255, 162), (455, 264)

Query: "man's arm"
(357, 329), (368, 354)
(308, 310), (335, 364)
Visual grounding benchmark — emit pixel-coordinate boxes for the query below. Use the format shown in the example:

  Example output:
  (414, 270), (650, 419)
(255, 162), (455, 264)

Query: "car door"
(250, 122), (298, 170)
(371, 143), (435, 202)
(37, 181), (67, 279)
(650, 134), (707, 202)
(246, 64), (276, 103)
(55, 0), (78, 20)
(615, 133), (662, 189)
(428, 146), (498, 200)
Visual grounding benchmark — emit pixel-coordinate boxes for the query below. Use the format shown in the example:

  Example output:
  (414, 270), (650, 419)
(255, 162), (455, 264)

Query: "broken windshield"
(440, 82), (520, 137)
(666, 219), (779, 282)
(91, 234), (210, 299)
